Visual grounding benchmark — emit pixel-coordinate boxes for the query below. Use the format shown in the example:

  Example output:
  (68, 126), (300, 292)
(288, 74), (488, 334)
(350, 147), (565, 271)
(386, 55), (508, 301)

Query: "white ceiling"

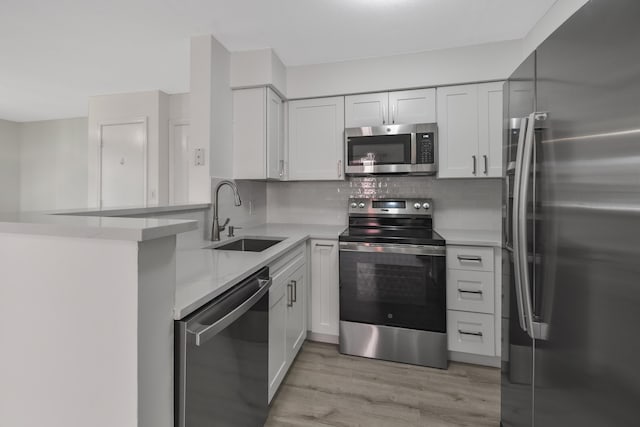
(0, 0), (556, 122)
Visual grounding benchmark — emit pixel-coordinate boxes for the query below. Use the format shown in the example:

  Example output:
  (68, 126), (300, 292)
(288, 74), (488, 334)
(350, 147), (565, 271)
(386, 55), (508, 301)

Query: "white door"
(100, 121), (146, 207)
(310, 240), (339, 337)
(345, 92), (389, 127)
(285, 265), (306, 362)
(478, 82), (504, 177)
(288, 97), (345, 181)
(389, 88), (437, 125)
(266, 88), (284, 180)
(268, 282), (287, 403)
(169, 121), (189, 204)
(437, 85), (479, 178)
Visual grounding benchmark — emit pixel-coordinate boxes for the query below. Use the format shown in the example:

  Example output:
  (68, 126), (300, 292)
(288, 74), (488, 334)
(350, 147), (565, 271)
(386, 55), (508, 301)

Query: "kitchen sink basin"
(208, 237), (284, 252)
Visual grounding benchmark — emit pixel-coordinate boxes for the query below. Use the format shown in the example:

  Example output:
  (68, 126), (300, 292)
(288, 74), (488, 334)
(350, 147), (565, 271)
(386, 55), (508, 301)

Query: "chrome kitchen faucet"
(211, 180), (242, 241)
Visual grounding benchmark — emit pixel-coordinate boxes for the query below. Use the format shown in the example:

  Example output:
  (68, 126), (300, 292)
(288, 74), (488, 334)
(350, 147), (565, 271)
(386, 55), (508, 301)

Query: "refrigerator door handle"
(512, 116), (529, 333)
(519, 112), (550, 340)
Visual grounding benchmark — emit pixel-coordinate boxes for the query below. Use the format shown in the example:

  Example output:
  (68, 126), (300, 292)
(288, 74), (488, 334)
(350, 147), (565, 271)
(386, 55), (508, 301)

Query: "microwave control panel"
(416, 132), (435, 164)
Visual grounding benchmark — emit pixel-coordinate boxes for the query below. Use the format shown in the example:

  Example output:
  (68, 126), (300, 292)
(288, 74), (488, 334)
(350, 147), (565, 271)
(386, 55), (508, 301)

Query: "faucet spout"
(211, 180), (242, 241)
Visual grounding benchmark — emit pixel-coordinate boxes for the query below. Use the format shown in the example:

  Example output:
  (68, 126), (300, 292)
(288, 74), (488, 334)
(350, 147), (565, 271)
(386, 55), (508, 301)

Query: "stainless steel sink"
(207, 237), (284, 252)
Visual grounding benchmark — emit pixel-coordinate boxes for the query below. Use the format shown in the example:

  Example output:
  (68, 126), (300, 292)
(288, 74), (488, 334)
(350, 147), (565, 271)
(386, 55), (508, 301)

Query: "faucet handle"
(220, 218), (230, 231)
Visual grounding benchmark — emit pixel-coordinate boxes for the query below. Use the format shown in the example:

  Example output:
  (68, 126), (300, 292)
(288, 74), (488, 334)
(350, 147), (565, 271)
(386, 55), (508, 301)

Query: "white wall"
(0, 119), (20, 212)
(267, 177), (502, 232)
(19, 117), (88, 211)
(286, 40), (523, 99)
(230, 49), (287, 96)
(190, 36), (234, 202)
(87, 91), (169, 208)
(521, 0), (589, 59)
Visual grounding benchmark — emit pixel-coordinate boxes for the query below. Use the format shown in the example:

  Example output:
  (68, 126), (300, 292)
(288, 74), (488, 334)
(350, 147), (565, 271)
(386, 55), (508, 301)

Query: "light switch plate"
(194, 148), (205, 166)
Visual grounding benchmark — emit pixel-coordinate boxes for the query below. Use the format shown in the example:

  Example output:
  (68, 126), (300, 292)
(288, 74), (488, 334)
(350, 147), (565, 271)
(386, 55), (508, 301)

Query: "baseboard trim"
(307, 331), (339, 344)
(449, 351), (500, 368)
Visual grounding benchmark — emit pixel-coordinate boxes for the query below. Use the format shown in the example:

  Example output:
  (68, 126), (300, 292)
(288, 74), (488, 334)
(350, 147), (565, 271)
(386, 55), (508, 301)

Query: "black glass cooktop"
(339, 227), (445, 246)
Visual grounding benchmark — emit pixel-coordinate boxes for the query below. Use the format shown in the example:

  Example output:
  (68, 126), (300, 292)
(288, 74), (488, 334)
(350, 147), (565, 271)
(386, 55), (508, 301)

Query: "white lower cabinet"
(447, 311), (496, 356)
(309, 239), (339, 339)
(268, 244), (307, 403)
(286, 265), (306, 361)
(446, 244), (501, 364)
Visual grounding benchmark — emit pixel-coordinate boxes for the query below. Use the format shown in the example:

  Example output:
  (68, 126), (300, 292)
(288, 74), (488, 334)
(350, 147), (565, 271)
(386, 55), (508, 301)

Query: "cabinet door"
(478, 82), (504, 177)
(345, 92), (389, 127)
(233, 88), (266, 179)
(266, 88), (285, 180)
(288, 97), (345, 180)
(310, 240), (339, 337)
(286, 265), (307, 362)
(389, 88), (436, 125)
(268, 280), (287, 403)
(437, 84), (479, 178)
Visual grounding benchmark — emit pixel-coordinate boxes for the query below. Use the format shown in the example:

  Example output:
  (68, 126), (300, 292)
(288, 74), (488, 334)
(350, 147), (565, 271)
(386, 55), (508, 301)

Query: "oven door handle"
(339, 242), (445, 256)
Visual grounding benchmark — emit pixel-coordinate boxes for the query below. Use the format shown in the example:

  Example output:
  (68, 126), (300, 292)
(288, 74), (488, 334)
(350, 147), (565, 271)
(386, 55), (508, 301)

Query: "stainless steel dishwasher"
(175, 267), (271, 427)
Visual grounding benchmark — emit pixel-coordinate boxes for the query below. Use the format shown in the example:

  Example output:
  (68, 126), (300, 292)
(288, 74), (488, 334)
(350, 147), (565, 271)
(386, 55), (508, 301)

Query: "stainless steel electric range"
(338, 198), (447, 369)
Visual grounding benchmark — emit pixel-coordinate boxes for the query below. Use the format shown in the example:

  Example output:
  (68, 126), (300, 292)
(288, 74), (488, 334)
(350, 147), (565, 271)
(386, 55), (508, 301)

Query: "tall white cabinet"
(345, 89), (436, 127)
(437, 82), (504, 178)
(309, 239), (340, 339)
(288, 97), (345, 180)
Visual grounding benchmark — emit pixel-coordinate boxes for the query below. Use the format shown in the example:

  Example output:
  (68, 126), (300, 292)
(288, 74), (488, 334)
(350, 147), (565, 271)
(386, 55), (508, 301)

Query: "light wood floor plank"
(266, 341), (500, 427)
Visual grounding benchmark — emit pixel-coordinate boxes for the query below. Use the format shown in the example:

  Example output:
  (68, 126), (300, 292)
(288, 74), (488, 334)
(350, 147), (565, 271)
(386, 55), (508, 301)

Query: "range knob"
(413, 202), (421, 209)
(422, 202), (431, 210)
(350, 202), (358, 208)
(358, 202), (366, 209)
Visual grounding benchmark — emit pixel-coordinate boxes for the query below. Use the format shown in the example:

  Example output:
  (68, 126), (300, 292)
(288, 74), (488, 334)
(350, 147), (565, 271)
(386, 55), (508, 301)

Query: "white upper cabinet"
(389, 89), (437, 125)
(288, 96), (345, 181)
(345, 92), (389, 127)
(266, 88), (285, 180)
(437, 82), (504, 178)
(233, 87), (285, 180)
(346, 89), (436, 128)
(478, 82), (504, 177)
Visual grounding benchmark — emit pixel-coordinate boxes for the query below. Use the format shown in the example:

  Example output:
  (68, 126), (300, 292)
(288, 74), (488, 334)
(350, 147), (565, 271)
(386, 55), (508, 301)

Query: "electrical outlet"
(194, 148), (205, 166)
(249, 200), (254, 215)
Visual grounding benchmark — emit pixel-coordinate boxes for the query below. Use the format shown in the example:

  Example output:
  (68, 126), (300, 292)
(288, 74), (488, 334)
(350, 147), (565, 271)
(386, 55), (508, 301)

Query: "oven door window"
(347, 134), (411, 166)
(339, 250), (446, 332)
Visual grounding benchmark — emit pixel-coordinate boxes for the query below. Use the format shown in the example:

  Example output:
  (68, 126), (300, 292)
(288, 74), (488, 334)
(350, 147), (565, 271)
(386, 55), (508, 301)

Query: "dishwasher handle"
(186, 275), (272, 346)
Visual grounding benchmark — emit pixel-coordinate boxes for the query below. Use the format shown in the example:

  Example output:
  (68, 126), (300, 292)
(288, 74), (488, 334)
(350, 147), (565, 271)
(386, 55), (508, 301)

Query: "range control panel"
(416, 132), (435, 164)
(348, 198), (433, 216)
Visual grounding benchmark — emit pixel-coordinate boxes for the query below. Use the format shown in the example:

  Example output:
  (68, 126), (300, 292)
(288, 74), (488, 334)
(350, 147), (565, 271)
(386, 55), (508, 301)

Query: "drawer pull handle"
(315, 243), (335, 248)
(459, 289), (483, 295)
(458, 329), (483, 337)
(457, 255), (482, 262)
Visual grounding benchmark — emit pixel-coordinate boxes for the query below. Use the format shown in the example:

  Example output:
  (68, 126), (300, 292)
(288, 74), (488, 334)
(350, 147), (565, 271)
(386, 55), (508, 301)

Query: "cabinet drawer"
(447, 270), (494, 314)
(447, 311), (495, 356)
(270, 243), (305, 277)
(447, 246), (494, 272)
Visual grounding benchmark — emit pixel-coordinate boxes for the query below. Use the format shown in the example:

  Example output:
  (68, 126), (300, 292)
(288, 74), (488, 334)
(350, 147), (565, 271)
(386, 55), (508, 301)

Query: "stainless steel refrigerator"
(501, 0), (640, 425)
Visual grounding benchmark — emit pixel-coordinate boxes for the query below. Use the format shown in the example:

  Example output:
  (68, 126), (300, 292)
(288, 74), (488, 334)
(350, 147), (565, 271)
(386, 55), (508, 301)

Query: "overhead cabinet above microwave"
(345, 89), (436, 127)
(437, 82), (504, 178)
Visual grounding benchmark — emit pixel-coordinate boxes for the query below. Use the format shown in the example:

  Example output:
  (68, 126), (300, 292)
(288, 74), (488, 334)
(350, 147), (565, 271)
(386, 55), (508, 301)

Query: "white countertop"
(174, 223), (346, 319)
(0, 203), (208, 241)
(435, 228), (502, 247)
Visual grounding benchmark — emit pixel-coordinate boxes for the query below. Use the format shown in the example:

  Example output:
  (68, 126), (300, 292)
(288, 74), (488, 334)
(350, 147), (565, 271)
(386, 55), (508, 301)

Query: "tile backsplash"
(267, 176), (502, 231)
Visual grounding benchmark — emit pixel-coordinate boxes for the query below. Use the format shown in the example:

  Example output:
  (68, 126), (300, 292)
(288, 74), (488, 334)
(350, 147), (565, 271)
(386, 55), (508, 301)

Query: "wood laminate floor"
(266, 341), (500, 427)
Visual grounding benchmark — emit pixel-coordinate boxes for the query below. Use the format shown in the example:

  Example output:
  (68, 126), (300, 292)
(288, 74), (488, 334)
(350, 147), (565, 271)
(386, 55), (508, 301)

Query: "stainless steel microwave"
(344, 123), (438, 175)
